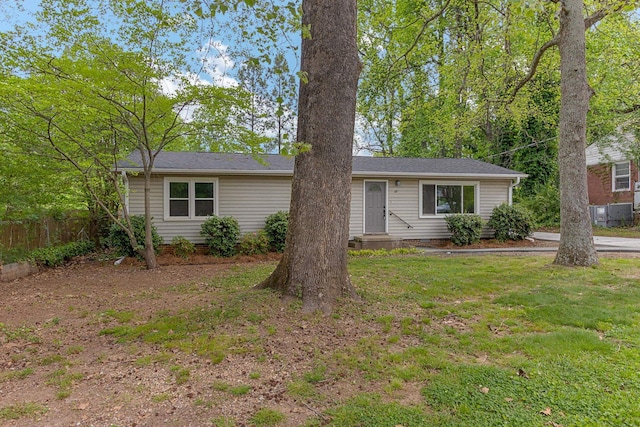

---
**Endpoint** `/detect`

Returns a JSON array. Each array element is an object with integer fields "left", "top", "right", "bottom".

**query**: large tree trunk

[
  {"left": 257, "top": 0, "right": 361, "bottom": 313},
  {"left": 554, "top": 0, "right": 598, "bottom": 266}
]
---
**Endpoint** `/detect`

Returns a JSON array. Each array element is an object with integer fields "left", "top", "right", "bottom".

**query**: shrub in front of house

[
  {"left": 171, "top": 236, "right": 196, "bottom": 259},
  {"left": 107, "top": 215, "right": 163, "bottom": 257},
  {"left": 238, "top": 230, "right": 270, "bottom": 256},
  {"left": 264, "top": 211, "right": 289, "bottom": 253},
  {"left": 445, "top": 214, "right": 483, "bottom": 246},
  {"left": 488, "top": 204, "right": 534, "bottom": 242},
  {"left": 200, "top": 215, "right": 240, "bottom": 257}
]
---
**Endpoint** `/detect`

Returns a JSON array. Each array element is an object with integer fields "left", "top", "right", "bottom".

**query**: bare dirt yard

[{"left": 0, "top": 246, "right": 628, "bottom": 427}]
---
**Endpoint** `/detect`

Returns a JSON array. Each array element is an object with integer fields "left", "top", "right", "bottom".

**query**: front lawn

[{"left": 2, "top": 253, "right": 640, "bottom": 426}]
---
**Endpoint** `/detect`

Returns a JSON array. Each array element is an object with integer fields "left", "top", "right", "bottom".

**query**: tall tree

[
  {"left": 508, "top": 0, "right": 636, "bottom": 266},
  {"left": 257, "top": 0, "right": 361, "bottom": 313},
  {"left": 554, "top": 0, "right": 598, "bottom": 266}
]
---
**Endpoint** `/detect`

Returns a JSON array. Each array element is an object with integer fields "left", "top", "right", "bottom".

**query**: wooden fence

[{"left": 0, "top": 215, "right": 90, "bottom": 251}]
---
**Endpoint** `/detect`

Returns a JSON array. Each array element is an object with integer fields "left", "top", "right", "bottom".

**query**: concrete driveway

[{"left": 533, "top": 232, "right": 640, "bottom": 251}]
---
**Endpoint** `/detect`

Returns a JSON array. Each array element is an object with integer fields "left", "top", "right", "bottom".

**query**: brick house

[{"left": 586, "top": 140, "right": 638, "bottom": 206}]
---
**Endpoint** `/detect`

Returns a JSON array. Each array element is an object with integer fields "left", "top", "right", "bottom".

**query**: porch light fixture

[{"left": 395, "top": 180, "right": 401, "bottom": 186}]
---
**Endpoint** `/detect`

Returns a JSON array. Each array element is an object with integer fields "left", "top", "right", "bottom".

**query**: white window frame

[
  {"left": 418, "top": 180, "right": 480, "bottom": 218},
  {"left": 163, "top": 177, "right": 218, "bottom": 220},
  {"left": 612, "top": 161, "right": 631, "bottom": 192}
]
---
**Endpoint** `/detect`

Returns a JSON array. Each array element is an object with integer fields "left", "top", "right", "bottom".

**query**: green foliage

[
  {"left": 444, "top": 214, "right": 483, "bottom": 246},
  {"left": 0, "top": 246, "right": 30, "bottom": 265},
  {"left": 487, "top": 204, "right": 533, "bottom": 242},
  {"left": 27, "top": 240, "right": 95, "bottom": 267},
  {"left": 171, "top": 236, "right": 196, "bottom": 259},
  {"left": 200, "top": 216, "right": 240, "bottom": 257},
  {"left": 517, "top": 182, "right": 561, "bottom": 226},
  {"left": 107, "top": 215, "right": 162, "bottom": 257},
  {"left": 264, "top": 211, "right": 289, "bottom": 253},
  {"left": 238, "top": 230, "right": 269, "bottom": 256}
]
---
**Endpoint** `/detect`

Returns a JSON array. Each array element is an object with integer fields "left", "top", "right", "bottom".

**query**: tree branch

[
  {"left": 389, "top": 0, "right": 452, "bottom": 70},
  {"left": 507, "top": 35, "right": 559, "bottom": 104}
]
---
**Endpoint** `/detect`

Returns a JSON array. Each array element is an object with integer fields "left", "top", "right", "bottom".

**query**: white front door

[{"left": 365, "top": 181, "right": 387, "bottom": 233}]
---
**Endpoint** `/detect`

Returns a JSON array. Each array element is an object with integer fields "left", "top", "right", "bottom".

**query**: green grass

[
  {"left": 95, "top": 255, "right": 640, "bottom": 426},
  {"left": 45, "top": 368, "right": 83, "bottom": 399},
  {"left": 249, "top": 408, "right": 285, "bottom": 426},
  {"left": 336, "top": 255, "right": 640, "bottom": 425},
  {"left": 0, "top": 402, "right": 47, "bottom": 420},
  {"left": 0, "top": 367, "right": 34, "bottom": 382}
]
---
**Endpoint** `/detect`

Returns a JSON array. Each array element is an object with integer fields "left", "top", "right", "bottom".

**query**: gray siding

[
  {"left": 127, "top": 175, "right": 291, "bottom": 244},
  {"left": 352, "top": 178, "right": 512, "bottom": 240},
  {"left": 128, "top": 174, "right": 513, "bottom": 243}
]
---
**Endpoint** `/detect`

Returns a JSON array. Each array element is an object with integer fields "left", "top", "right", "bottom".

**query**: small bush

[
  {"left": 171, "top": 236, "right": 196, "bottom": 259},
  {"left": 107, "top": 215, "right": 163, "bottom": 257},
  {"left": 27, "top": 240, "right": 95, "bottom": 267},
  {"left": 445, "top": 214, "right": 483, "bottom": 246},
  {"left": 238, "top": 230, "right": 269, "bottom": 256},
  {"left": 200, "top": 216, "right": 240, "bottom": 257},
  {"left": 488, "top": 204, "right": 534, "bottom": 242},
  {"left": 264, "top": 211, "right": 289, "bottom": 253}
]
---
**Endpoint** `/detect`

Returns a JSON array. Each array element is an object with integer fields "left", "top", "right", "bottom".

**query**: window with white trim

[
  {"left": 420, "top": 181, "right": 478, "bottom": 216},
  {"left": 613, "top": 161, "right": 630, "bottom": 191},
  {"left": 164, "top": 178, "right": 217, "bottom": 219}
]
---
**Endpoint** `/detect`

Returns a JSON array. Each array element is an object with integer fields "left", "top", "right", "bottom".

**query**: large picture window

[
  {"left": 420, "top": 181, "right": 477, "bottom": 216},
  {"left": 164, "top": 178, "right": 217, "bottom": 219},
  {"left": 613, "top": 161, "right": 630, "bottom": 191}
]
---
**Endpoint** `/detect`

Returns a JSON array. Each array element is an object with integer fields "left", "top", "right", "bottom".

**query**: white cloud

[{"left": 198, "top": 40, "right": 238, "bottom": 88}]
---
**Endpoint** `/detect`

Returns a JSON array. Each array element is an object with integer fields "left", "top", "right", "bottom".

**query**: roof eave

[{"left": 120, "top": 167, "right": 527, "bottom": 179}]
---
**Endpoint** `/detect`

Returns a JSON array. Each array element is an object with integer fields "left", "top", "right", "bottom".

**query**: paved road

[{"left": 533, "top": 232, "right": 640, "bottom": 250}]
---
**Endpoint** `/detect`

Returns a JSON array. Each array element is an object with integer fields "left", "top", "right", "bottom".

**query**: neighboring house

[
  {"left": 586, "top": 140, "right": 638, "bottom": 206},
  {"left": 119, "top": 152, "right": 526, "bottom": 243}
]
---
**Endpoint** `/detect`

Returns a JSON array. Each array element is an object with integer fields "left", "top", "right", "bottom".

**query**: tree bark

[
  {"left": 257, "top": 0, "right": 361, "bottom": 313},
  {"left": 554, "top": 0, "right": 598, "bottom": 266}
]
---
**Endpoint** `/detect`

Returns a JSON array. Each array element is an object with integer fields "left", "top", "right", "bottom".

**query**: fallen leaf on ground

[
  {"left": 480, "top": 387, "right": 489, "bottom": 394},
  {"left": 540, "top": 407, "right": 552, "bottom": 416}
]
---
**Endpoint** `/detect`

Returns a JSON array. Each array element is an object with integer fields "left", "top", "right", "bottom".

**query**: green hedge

[{"left": 27, "top": 240, "right": 95, "bottom": 267}]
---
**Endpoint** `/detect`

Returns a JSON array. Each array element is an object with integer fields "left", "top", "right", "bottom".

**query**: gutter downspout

[{"left": 509, "top": 177, "right": 521, "bottom": 205}]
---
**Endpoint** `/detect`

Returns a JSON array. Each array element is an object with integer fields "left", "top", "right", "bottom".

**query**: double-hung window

[
  {"left": 613, "top": 161, "right": 630, "bottom": 191},
  {"left": 420, "top": 181, "right": 478, "bottom": 217},
  {"left": 164, "top": 178, "right": 217, "bottom": 219}
]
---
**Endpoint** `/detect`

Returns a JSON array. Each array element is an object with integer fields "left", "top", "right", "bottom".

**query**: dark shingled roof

[{"left": 119, "top": 151, "right": 526, "bottom": 178}]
